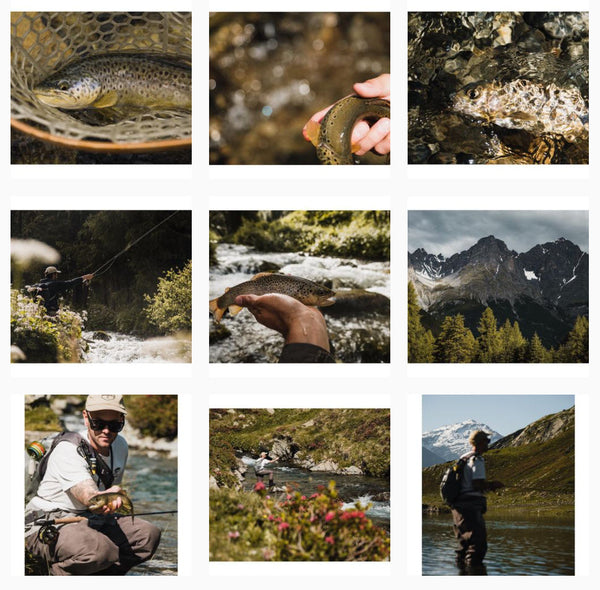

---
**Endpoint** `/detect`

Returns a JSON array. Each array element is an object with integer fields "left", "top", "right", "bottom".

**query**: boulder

[
  {"left": 311, "top": 459, "right": 339, "bottom": 473},
  {"left": 92, "top": 330, "right": 111, "bottom": 341},
  {"left": 340, "top": 466, "right": 363, "bottom": 475},
  {"left": 209, "top": 476, "right": 219, "bottom": 490},
  {"left": 322, "top": 289, "right": 390, "bottom": 316}
]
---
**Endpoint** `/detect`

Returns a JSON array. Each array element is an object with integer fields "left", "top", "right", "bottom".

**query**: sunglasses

[{"left": 88, "top": 415, "right": 125, "bottom": 433}]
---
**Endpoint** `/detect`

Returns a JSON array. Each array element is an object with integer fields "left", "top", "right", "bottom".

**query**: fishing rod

[
  {"left": 91, "top": 210, "right": 181, "bottom": 279},
  {"left": 30, "top": 510, "right": 178, "bottom": 526}
]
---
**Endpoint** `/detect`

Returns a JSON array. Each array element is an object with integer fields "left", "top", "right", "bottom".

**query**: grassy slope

[
  {"left": 210, "top": 409, "right": 390, "bottom": 483},
  {"left": 422, "top": 426, "right": 574, "bottom": 514}
]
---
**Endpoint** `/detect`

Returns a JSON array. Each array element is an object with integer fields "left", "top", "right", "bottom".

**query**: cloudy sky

[{"left": 408, "top": 210, "right": 588, "bottom": 257}]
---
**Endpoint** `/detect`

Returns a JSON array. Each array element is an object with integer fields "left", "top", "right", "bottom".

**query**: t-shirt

[
  {"left": 459, "top": 451, "right": 486, "bottom": 497},
  {"left": 254, "top": 458, "right": 271, "bottom": 472},
  {"left": 27, "top": 430, "right": 128, "bottom": 513}
]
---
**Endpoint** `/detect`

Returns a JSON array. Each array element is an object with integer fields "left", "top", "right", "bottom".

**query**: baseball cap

[
  {"left": 85, "top": 394, "right": 127, "bottom": 415},
  {"left": 44, "top": 266, "right": 61, "bottom": 275},
  {"left": 469, "top": 430, "right": 491, "bottom": 445}
]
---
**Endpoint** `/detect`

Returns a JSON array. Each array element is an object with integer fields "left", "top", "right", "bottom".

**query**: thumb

[
  {"left": 235, "top": 294, "right": 259, "bottom": 307},
  {"left": 353, "top": 74, "right": 390, "bottom": 99}
]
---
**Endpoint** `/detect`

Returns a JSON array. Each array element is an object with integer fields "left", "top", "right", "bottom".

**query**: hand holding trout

[{"left": 303, "top": 74, "right": 390, "bottom": 164}]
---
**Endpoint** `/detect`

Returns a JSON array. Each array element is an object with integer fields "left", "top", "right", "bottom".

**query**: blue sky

[{"left": 422, "top": 395, "right": 575, "bottom": 436}]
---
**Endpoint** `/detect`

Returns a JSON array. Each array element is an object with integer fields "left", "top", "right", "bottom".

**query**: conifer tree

[
  {"left": 407, "top": 282, "right": 435, "bottom": 362},
  {"left": 434, "top": 314, "right": 476, "bottom": 363},
  {"left": 498, "top": 319, "right": 527, "bottom": 362},
  {"left": 527, "top": 332, "right": 549, "bottom": 363},
  {"left": 476, "top": 307, "right": 500, "bottom": 362},
  {"left": 558, "top": 316, "right": 589, "bottom": 363}
]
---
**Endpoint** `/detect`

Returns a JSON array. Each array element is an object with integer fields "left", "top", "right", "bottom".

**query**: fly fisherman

[
  {"left": 254, "top": 452, "right": 280, "bottom": 487},
  {"left": 450, "top": 430, "right": 504, "bottom": 572},
  {"left": 25, "top": 395, "right": 161, "bottom": 575},
  {"left": 29, "top": 266, "right": 95, "bottom": 315}
]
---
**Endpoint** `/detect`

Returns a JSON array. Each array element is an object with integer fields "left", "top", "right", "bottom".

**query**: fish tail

[{"left": 209, "top": 298, "right": 225, "bottom": 323}]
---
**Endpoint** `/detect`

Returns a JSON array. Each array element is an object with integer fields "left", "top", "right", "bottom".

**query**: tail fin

[{"left": 209, "top": 298, "right": 225, "bottom": 323}]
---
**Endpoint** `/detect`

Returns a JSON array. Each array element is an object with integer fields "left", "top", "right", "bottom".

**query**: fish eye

[
  {"left": 467, "top": 87, "right": 480, "bottom": 100},
  {"left": 57, "top": 81, "right": 70, "bottom": 91}
]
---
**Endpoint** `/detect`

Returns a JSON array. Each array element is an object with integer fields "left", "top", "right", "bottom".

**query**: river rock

[
  {"left": 92, "top": 330, "right": 111, "bottom": 341},
  {"left": 122, "top": 423, "right": 178, "bottom": 458},
  {"left": 340, "top": 466, "right": 363, "bottom": 475},
  {"left": 209, "top": 323, "right": 231, "bottom": 344},
  {"left": 311, "top": 459, "right": 339, "bottom": 472},
  {"left": 270, "top": 437, "right": 298, "bottom": 461},
  {"left": 11, "top": 345, "right": 26, "bottom": 362},
  {"left": 322, "top": 289, "right": 390, "bottom": 316}
]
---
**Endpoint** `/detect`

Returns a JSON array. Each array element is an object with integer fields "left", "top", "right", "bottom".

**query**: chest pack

[
  {"left": 439, "top": 452, "right": 476, "bottom": 505},
  {"left": 25, "top": 431, "right": 114, "bottom": 503}
]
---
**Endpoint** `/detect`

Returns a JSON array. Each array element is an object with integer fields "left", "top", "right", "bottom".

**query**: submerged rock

[
  {"left": 324, "top": 289, "right": 390, "bottom": 315},
  {"left": 92, "top": 330, "right": 111, "bottom": 341}
]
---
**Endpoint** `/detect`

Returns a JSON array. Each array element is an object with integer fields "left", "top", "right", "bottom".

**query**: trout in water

[
  {"left": 209, "top": 272, "right": 336, "bottom": 323},
  {"left": 33, "top": 53, "right": 191, "bottom": 110},
  {"left": 305, "top": 95, "right": 391, "bottom": 164},
  {"left": 452, "top": 79, "right": 588, "bottom": 143},
  {"left": 88, "top": 490, "right": 134, "bottom": 516}
]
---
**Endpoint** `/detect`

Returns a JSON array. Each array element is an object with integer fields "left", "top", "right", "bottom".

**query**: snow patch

[{"left": 523, "top": 269, "right": 538, "bottom": 281}]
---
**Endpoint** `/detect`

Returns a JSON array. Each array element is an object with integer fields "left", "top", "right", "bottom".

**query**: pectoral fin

[
  {"left": 93, "top": 90, "right": 119, "bottom": 109},
  {"left": 228, "top": 304, "right": 243, "bottom": 316},
  {"left": 305, "top": 119, "right": 321, "bottom": 147}
]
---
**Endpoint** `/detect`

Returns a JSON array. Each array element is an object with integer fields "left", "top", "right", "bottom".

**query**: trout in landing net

[
  {"left": 88, "top": 490, "right": 134, "bottom": 516},
  {"left": 209, "top": 272, "right": 336, "bottom": 323},
  {"left": 33, "top": 53, "right": 191, "bottom": 110}
]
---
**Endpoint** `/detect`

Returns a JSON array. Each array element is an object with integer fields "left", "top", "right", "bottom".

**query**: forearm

[
  {"left": 285, "top": 310, "right": 330, "bottom": 351},
  {"left": 68, "top": 478, "right": 100, "bottom": 506}
]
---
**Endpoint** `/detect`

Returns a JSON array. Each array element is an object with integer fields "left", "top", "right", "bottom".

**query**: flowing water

[
  {"left": 240, "top": 455, "right": 390, "bottom": 532},
  {"left": 82, "top": 331, "right": 191, "bottom": 363},
  {"left": 209, "top": 244, "right": 390, "bottom": 363},
  {"left": 422, "top": 512, "right": 574, "bottom": 575}
]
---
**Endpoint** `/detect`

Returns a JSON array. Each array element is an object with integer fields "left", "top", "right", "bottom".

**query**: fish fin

[
  {"left": 228, "top": 304, "right": 243, "bottom": 317},
  {"left": 305, "top": 119, "right": 321, "bottom": 147},
  {"left": 507, "top": 111, "right": 536, "bottom": 121},
  {"left": 209, "top": 298, "right": 225, "bottom": 323},
  {"left": 250, "top": 272, "right": 276, "bottom": 280},
  {"left": 93, "top": 91, "right": 119, "bottom": 109}
]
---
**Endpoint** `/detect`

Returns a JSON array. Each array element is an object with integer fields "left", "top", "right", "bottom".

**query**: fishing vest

[{"left": 26, "top": 432, "right": 114, "bottom": 503}]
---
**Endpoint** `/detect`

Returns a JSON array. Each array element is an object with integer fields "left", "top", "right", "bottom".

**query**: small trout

[
  {"left": 452, "top": 79, "right": 588, "bottom": 143},
  {"left": 209, "top": 272, "right": 336, "bottom": 323},
  {"left": 306, "top": 95, "right": 391, "bottom": 164},
  {"left": 33, "top": 53, "right": 191, "bottom": 110},
  {"left": 88, "top": 490, "right": 134, "bottom": 516}
]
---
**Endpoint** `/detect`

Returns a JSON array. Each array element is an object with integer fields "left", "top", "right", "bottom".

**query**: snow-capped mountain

[
  {"left": 422, "top": 419, "right": 503, "bottom": 463},
  {"left": 408, "top": 236, "right": 588, "bottom": 346}
]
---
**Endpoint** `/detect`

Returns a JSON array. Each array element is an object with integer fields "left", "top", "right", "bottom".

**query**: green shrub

[
  {"left": 210, "top": 482, "right": 389, "bottom": 561},
  {"left": 124, "top": 395, "right": 178, "bottom": 440},
  {"left": 144, "top": 261, "right": 191, "bottom": 333},
  {"left": 11, "top": 289, "right": 85, "bottom": 363}
]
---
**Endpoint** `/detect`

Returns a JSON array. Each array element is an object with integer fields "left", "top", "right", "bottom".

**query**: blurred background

[{"left": 209, "top": 12, "right": 390, "bottom": 164}]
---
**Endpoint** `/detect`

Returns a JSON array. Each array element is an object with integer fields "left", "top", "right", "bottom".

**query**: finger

[
  {"left": 354, "top": 118, "right": 390, "bottom": 156},
  {"left": 234, "top": 294, "right": 259, "bottom": 308},
  {"left": 353, "top": 74, "right": 391, "bottom": 99},
  {"left": 373, "top": 135, "right": 391, "bottom": 156},
  {"left": 350, "top": 120, "right": 370, "bottom": 145},
  {"left": 302, "top": 105, "right": 333, "bottom": 141}
]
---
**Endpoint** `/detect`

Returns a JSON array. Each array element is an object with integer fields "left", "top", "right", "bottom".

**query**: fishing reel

[{"left": 37, "top": 523, "right": 59, "bottom": 545}]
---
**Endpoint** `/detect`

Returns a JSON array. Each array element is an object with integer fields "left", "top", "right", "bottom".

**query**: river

[
  {"left": 422, "top": 512, "right": 574, "bottom": 575},
  {"left": 240, "top": 455, "right": 390, "bottom": 532},
  {"left": 82, "top": 331, "right": 191, "bottom": 363},
  {"left": 209, "top": 244, "right": 390, "bottom": 363}
]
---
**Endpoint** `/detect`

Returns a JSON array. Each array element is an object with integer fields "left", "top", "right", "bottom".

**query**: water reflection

[{"left": 423, "top": 512, "right": 574, "bottom": 575}]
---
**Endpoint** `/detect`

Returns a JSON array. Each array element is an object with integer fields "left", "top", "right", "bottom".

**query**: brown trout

[
  {"left": 209, "top": 272, "right": 336, "bottom": 323},
  {"left": 306, "top": 95, "right": 390, "bottom": 164},
  {"left": 33, "top": 53, "right": 191, "bottom": 110},
  {"left": 452, "top": 79, "right": 588, "bottom": 143},
  {"left": 88, "top": 490, "right": 134, "bottom": 516}
]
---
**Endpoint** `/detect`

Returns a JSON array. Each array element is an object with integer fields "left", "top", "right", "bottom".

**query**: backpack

[
  {"left": 25, "top": 431, "right": 114, "bottom": 504},
  {"left": 439, "top": 452, "right": 475, "bottom": 505}
]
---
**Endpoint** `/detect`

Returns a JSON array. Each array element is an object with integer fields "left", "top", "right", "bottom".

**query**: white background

[{"left": 4, "top": 0, "right": 597, "bottom": 587}]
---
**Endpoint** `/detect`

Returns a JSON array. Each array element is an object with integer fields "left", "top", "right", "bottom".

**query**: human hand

[
  {"left": 303, "top": 73, "right": 390, "bottom": 156},
  {"left": 90, "top": 485, "right": 123, "bottom": 514},
  {"left": 234, "top": 293, "right": 330, "bottom": 352},
  {"left": 82, "top": 274, "right": 94, "bottom": 281}
]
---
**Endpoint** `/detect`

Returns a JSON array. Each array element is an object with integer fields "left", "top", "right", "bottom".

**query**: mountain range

[
  {"left": 408, "top": 235, "right": 588, "bottom": 346},
  {"left": 422, "top": 406, "right": 575, "bottom": 511},
  {"left": 422, "top": 418, "right": 502, "bottom": 466}
]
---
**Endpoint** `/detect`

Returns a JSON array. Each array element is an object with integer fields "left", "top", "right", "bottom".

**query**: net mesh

[{"left": 11, "top": 12, "right": 191, "bottom": 146}]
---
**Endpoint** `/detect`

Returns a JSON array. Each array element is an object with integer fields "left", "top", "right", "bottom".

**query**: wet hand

[
  {"left": 303, "top": 73, "right": 390, "bottom": 156},
  {"left": 82, "top": 273, "right": 94, "bottom": 281},
  {"left": 90, "top": 486, "right": 122, "bottom": 514},
  {"left": 234, "top": 293, "right": 330, "bottom": 351}
]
